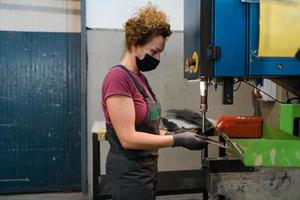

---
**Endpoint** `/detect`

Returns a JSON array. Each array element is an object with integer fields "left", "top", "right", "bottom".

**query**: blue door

[{"left": 0, "top": 31, "right": 81, "bottom": 193}]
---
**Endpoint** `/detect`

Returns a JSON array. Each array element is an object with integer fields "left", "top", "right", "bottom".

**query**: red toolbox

[{"left": 216, "top": 116, "right": 263, "bottom": 138}]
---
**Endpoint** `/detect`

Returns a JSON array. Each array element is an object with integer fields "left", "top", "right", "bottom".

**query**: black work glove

[{"left": 172, "top": 132, "right": 206, "bottom": 150}]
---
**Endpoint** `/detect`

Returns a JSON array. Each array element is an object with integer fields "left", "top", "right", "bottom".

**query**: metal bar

[
  {"left": 197, "top": 134, "right": 227, "bottom": 148},
  {"left": 219, "top": 136, "right": 226, "bottom": 156},
  {"left": 222, "top": 78, "right": 233, "bottom": 105},
  {"left": 203, "top": 190, "right": 209, "bottom": 200},
  {"left": 199, "top": 79, "right": 208, "bottom": 163},
  {"left": 80, "top": 0, "right": 88, "bottom": 193},
  {"left": 93, "top": 134, "right": 100, "bottom": 200}
]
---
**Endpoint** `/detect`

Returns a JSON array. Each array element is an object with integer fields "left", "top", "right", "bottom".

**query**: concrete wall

[
  {"left": 86, "top": 29, "right": 255, "bottom": 197},
  {"left": 259, "top": 86, "right": 293, "bottom": 128}
]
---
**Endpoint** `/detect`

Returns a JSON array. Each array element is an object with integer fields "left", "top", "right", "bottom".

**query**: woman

[{"left": 101, "top": 4, "right": 205, "bottom": 200}]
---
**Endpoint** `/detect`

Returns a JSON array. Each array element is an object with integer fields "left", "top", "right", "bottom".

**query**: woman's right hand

[{"left": 172, "top": 132, "right": 206, "bottom": 150}]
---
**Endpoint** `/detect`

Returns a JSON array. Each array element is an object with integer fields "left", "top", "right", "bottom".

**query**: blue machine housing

[
  {"left": 248, "top": 4, "right": 300, "bottom": 76},
  {"left": 184, "top": 0, "right": 300, "bottom": 79}
]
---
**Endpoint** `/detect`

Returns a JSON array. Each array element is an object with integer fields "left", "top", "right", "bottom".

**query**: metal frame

[{"left": 184, "top": 0, "right": 213, "bottom": 79}]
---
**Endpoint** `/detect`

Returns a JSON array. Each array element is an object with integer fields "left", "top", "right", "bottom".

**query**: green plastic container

[{"left": 224, "top": 124, "right": 300, "bottom": 168}]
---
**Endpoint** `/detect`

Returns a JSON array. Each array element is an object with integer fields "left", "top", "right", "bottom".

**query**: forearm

[{"left": 121, "top": 131, "right": 174, "bottom": 150}]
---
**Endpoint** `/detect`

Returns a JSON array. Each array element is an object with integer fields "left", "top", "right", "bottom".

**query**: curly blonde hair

[{"left": 124, "top": 4, "right": 172, "bottom": 52}]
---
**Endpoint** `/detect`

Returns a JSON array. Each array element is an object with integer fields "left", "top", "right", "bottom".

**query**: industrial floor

[{"left": 0, "top": 192, "right": 203, "bottom": 200}]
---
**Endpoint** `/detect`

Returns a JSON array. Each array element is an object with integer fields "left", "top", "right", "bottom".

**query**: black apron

[{"left": 106, "top": 65, "right": 161, "bottom": 200}]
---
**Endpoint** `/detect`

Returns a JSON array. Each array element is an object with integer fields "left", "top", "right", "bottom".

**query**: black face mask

[{"left": 136, "top": 53, "right": 160, "bottom": 72}]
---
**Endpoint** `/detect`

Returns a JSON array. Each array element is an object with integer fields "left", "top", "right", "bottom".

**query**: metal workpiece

[
  {"left": 199, "top": 79, "right": 208, "bottom": 163},
  {"left": 207, "top": 168, "right": 300, "bottom": 200}
]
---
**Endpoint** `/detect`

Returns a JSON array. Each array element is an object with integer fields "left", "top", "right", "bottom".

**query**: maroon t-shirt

[{"left": 101, "top": 66, "right": 155, "bottom": 126}]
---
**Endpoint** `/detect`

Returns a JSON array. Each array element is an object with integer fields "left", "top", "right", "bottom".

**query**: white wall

[
  {"left": 0, "top": 0, "right": 80, "bottom": 32},
  {"left": 86, "top": 0, "right": 184, "bottom": 30}
]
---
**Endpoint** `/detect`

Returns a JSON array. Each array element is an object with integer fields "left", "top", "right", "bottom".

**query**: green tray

[{"left": 223, "top": 124, "right": 300, "bottom": 168}]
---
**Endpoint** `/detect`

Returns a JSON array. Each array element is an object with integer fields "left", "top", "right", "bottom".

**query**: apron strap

[
  {"left": 117, "top": 65, "right": 150, "bottom": 99},
  {"left": 140, "top": 74, "right": 157, "bottom": 101}
]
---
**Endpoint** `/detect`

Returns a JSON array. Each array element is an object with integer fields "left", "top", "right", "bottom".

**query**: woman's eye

[{"left": 151, "top": 50, "right": 158, "bottom": 55}]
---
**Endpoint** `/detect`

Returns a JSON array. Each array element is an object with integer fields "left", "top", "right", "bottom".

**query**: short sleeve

[{"left": 102, "top": 68, "right": 134, "bottom": 102}]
